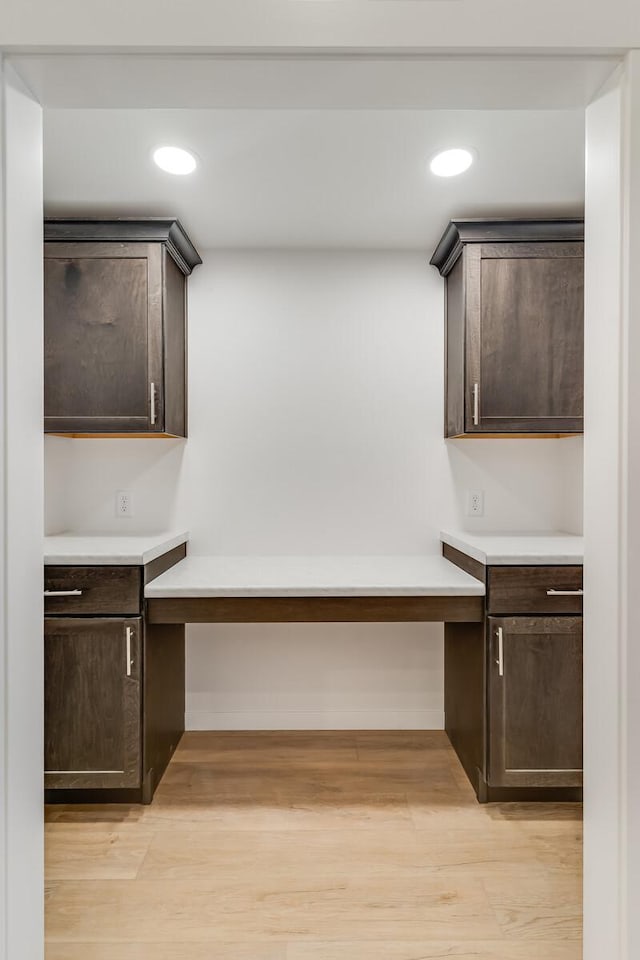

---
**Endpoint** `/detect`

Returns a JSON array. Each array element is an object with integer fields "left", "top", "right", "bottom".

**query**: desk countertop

[
  {"left": 44, "top": 531, "right": 189, "bottom": 566},
  {"left": 144, "top": 554, "right": 486, "bottom": 599},
  {"left": 440, "top": 530, "right": 584, "bottom": 566}
]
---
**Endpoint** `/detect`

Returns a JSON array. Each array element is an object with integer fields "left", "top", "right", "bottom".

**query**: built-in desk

[
  {"left": 45, "top": 541, "right": 582, "bottom": 805},
  {"left": 144, "top": 554, "right": 486, "bottom": 623},
  {"left": 145, "top": 550, "right": 583, "bottom": 806}
]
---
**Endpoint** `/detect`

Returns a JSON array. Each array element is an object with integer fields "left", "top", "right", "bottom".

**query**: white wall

[
  {"left": 0, "top": 63, "right": 44, "bottom": 960},
  {"left": 45, "top": 250, "right": 583, "bottom": 729}
]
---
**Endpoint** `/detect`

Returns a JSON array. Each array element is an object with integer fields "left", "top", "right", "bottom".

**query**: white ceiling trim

[{"left": 0, "top": 0, "right": 637, "bottom": 52}]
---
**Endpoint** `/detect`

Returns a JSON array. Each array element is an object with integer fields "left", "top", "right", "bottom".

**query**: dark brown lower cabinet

[
  {"left": 44, "top": 548, "right": 187, "bottom": 804},
  {"left": 487, "top": 615, "right": 583, "bottom": 789},
  {"left": 443, "top": 549, "right": 583, "bottom": 803},
  {"left": 44, "top": 617, "right": 142, "bottom": 790}
]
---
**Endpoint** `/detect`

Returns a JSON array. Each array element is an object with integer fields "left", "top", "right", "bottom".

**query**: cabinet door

[
  {"left": 466, "top": 242, "right": 584, "bottom": 434},
  {"left": 487, "top": 615, "right": 582, "bottom": 788},
  {"left": 44, "top": 617, "right": 142, "bottom": 789},
  {"left": 44, "top": 242, "right": 164, "bottom": 434}
]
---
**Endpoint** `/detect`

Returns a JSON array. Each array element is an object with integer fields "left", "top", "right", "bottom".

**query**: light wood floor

[{"left": 45, "top": 731, "right": 583, "bottom": 959}]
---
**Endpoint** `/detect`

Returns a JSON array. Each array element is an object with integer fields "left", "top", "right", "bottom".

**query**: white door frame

[
  {"left": 2, "top": 45, "right": 640, "bottom": 960},
  {"left": 582, "top": 52, "right": 640, "bottom": 959},
  {"left": 0, "top": 59, "right": 44, "bottom": 960}
]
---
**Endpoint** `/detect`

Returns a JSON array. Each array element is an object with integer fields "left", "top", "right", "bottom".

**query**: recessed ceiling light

[
  {"left": 153, "top": 146, "right": 197, "bottom": 176},
  {"left": 430, "top": 148, "right": 474, "bottom": 178}
]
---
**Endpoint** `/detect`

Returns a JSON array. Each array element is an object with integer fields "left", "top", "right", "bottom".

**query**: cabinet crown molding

[
  {"left": 430, "top": 217, "right": 584, "bottom": 277},
  {"left": 44, "top": 217, "right": 202, "bottom": 275}
]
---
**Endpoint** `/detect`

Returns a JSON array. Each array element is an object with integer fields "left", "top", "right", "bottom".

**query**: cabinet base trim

[
  {"left": 447, "top": 433, "right": 581, "bottom": 440},
  {"left": 186, "top": 708, "right": 445, "bottom": 731},
  {"left": 45, "top": 788, "right": 145, "bottom": 804},
  {"left": 48, "top": 433, "right": 185, "bottom": 439},
  {"left": 477, "top": 778, "right": 583, "bottom": 804}
]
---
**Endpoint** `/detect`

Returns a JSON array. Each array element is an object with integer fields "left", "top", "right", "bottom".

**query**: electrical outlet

[
  {"left": 116, "top": 491, "right": 134, "bottom": 518},
  {"left": 466, "top": 490, "right": 484, "bottom": 517}
]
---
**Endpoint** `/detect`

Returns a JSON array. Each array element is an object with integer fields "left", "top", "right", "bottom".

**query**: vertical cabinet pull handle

[
  {"left": 495, "top": 626, "right": 504, "bottom": 677},
  {"left": 125, "top": 626, "right": 134, "bottom": 677},
  {"left": 472, "top": 382, "right": 479, "bottom": 426},
  {"left": 150, "top": 382, "right": 156, "bottom": 425}
]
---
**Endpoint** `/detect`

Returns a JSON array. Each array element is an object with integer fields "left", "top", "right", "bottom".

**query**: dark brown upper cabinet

[
  {"left": 44, "top": 218, "right": 202, "bottom": 437},
  {"left": 430, "top": 219, "right": 584, "bottom": 438}
]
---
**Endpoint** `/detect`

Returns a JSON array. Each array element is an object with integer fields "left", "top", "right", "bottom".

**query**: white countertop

[
  {"left": 144, "top": 554, "right": 486, "bottom": 598},
  {"left": 440, "top": 530, "right": 584, "bottom": 566},
  {"left": 44, "top": 531, "right": 189, "bottom": 565}
]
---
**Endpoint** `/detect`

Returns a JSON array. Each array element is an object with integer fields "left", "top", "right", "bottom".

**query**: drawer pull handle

[
  {"left": 44, "top": 589, "right": 83, "bottom": 597},
  {"left": 150, "top": 381, "right": 156, "bottom": 426},
  {"left": 546, "top": 589, "right": 584, "bottom": 596},
  {"left": 495, "top": 626, "right": 504, "bottom": 677},
  {"left": 126, "top": 626, "right": 134, "bottom": 677}
]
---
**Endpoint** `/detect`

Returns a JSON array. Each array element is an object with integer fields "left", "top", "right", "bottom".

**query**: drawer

[
  {"left": 487, "top": 566, "right": 583, "bottom": 615},
  {"left": 44, "top": 566, "right": 141, "bottom": 615}
]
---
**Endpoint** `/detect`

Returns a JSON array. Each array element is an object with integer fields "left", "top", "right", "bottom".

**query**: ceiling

[
  {"left": 15, "top": 55, "right": 616, "bottom": 110},
  {"left": 44, "top": 107, "right": 585, "bottom": 250}
]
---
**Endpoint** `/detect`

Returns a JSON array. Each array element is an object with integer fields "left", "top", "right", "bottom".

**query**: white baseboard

[{"left": 185, "top": 708, "right": 444, "bottom": 731}]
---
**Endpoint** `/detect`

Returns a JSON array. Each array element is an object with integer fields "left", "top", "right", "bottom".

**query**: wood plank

[
  {"left": 45, "top": 943, "right": 286, "bottom": 960},
  {"left": 483, "top": 874, "right": 582, "bottom": 940},
  {"left": 46, "top": 793, "right": 415, "bottom": 833},
  {"left": 172, "top": 731, "right": 359, "bottom": 764},
  {"left": 146, "top": 594, "right": 485, "bottom": 624},
  {"left": 152, "top": 758, "right": 457, "bottom": 801},
  {"left": 45, "top": 875, "right": 504, "bottom": 942},
  {"left": 288, "top": 943, "right": 582, "bottom": 960},
  {"left": 157, "top": 731, "right": 456, "bottom": 795},
  {"left": 45, "top": 824, "right": 154, "bottom": 880},
  {"left": 136, "top": 825, "right": 577, "bottom": 882}
]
